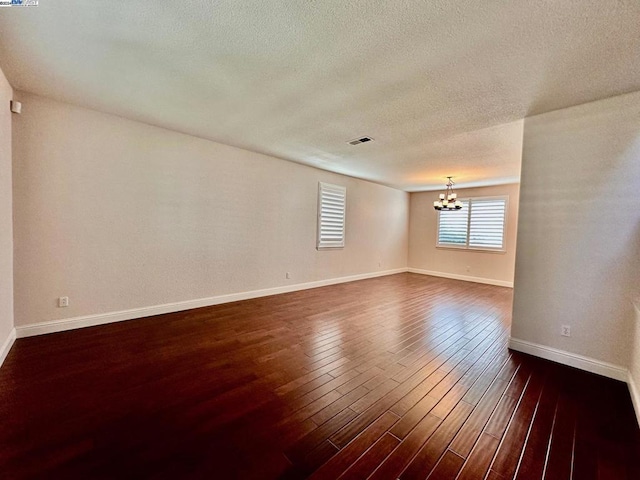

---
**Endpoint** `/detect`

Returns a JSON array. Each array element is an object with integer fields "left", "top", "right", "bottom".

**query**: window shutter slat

[{"left": 318, "top": 182, "right": 346, "bottom": 248}]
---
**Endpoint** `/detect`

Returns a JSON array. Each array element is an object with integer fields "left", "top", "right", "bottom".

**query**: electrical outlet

[
  {"left": 286, "top": 272, "right": 291, "bottom": 279},
  {"left": 378, "top": 261, "right": 382, "bottom": 267},
  {"left": 561, "top": 325, "right": 571, "bottom": 337},
  {"left": 466, "top": 265, "right": 471, "bottom": 272},
  {"left": 58, "top": 296, "right": 69, "bottom": 308}
]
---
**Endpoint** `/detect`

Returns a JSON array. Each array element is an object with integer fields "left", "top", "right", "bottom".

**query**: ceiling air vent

[{"left": 348, "top": 136, "right": 374, "bottom": 145}]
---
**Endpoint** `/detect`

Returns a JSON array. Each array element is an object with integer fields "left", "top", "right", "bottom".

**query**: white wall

[
  {"left": 408, "top": 183, "right": 520, "bottom": 286},
  {"left": 0, "top": 65, "right": 14, "bottom": 363},
  {"left": 12, "top": 92, "right": 409, "bottom": 328},
  {"left": 511, "top": 91, "right": 640, "bottom": 371}
]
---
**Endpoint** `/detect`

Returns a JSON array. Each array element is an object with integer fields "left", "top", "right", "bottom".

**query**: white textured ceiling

[{"left": 0, "top": 1, "right": 639, "bottom": 191}]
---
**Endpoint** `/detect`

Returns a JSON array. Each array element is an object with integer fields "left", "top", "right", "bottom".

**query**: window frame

[
  {"left": 317, "top": 182, "right": 346, "bottom": 250},
  {"left": 436, "top": 195, "right": 508, "bottom": 253}
]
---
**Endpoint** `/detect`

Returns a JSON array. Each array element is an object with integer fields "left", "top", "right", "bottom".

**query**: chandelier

[{"left": 433, "top": 177, "right": 463, "bottom": 211}]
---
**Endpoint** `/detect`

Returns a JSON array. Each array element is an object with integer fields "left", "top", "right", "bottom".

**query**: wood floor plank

[
  {"left": 390, "top": 369, "right": 447, "bottom": 417},
  {"left": 368, "top": 413, "right": 442, "bottom": 480},
  {"left": 337, "top": 433, "right": 399, "bottom": 480},
  {"left": 489, "top": 360, "right": 546, "bottom": 478},
  {"left": 308, "top": 411, "right": 399, "bottom": 480},
  {"left": 286, "top": 408, "right": 358, "bottom": 465},
  {"left": 426, "top": 450, "right": 465, "bottom": 480},
  {"left": 310, "top": 386, "right": 369, "bottom": 426},
  {"left": 391, "top": 394, "right": 439, "bottom": 439},
  {"left": 280, "top": 440, "right": 339, "bottom": 480},
  {"left": 457, "top": 433, "right": 502, "bottom": 480},
  {"left": 399, "top": 400, "right": 474, "bottom": 479},
  {"left": 449, "top": 376, "right": 511, "bottom": 458},
  {"left": 541, "top": 388, "right": 575, "bottom": 480},
  {"left": 514, "top": 372, "right": 560, "bottom": 479}
]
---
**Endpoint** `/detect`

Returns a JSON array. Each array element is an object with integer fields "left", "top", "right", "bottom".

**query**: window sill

[{"left": 436, "top": 245, "right": 507, "bottom": 254}]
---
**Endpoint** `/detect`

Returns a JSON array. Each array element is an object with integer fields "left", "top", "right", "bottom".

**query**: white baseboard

[
  {"left": 627, "top": 372, "right": 640, "bottom": 427},
  {"left": 408, "top": 267, "right": 513, "bottom": 288},
  {"left": 15, "top": 268, "right": 408, "bottom": 338},
  {"left": 508, "top": 337, "right": 628, "bottom": 382},
  {"left": 0, "top": 328, "right": 16, "bottom": 368}
]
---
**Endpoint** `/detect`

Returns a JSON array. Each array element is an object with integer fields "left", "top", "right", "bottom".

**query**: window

[
  {"left": 317, "top": 182, "right": 346, "bottom": 249},
  {"left": 437, "top": 196, "right": 507, "bottom": 251},
  {"left": 437, "top": 200, "right": 470, "bottom": 246}
]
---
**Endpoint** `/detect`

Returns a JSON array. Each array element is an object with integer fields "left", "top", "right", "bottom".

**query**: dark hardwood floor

[{"left": 0, "top": 273, "right": 638, "bottom": 479}]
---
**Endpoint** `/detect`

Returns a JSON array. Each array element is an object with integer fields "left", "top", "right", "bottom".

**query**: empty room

[{"left": 0, "top": 1, "right": 639, "bottom": 479}]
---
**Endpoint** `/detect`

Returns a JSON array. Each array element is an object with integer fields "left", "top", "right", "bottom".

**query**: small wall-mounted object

[
  {"left": 10, "top": 100, "right": 22, "bottom": 114},
  {"left": 348, "top": 136, "right": 373, "bottom": 145}
]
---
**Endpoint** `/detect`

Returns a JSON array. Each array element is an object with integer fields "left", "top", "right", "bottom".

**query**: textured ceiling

[{"left": 0, "top": 1, "right": 638, "bottom": 191}]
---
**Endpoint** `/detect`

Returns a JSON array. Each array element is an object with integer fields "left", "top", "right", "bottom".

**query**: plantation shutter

[
  {"left": 317, "top": 182, "right": 346, "bottom": 249},
  {"left": 468, "top": 198, "right": 507, "bottom": 249},
  {"left": 437, "top": 200, "right": 469, "bottom": 246}
]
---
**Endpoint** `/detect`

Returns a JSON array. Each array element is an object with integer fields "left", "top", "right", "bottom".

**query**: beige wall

[
  {"left": 12, "top": 92, "right": 409, "bottom": 327},
  {"left": 408, "top": 183, "right": 520, "bottom": 285},
  {"left": 512, "top": 90, "right": 640, "bottom": 368},
  {"left": 0, "top": 66, "right": 13, "bottom": 352}
]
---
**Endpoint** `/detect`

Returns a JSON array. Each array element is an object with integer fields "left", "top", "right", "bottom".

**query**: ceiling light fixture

[{"left": 433, "top": 176, "right": 463, "bottom": 211}]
